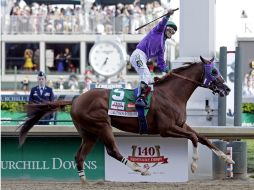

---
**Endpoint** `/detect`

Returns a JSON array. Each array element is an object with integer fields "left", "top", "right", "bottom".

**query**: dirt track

[{"left": 2, "top": 179, "right": 254, "bottom": 190}]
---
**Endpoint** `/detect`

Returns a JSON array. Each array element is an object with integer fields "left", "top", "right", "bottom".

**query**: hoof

[
  {"left": 192, "top": 155, "right": 199, "bottom": 161},
  {"left": 141, "top": 169, "right": 151, "bottom": 176},
  {"left": 80, "top": 176, "right": 88, "bottom": 184},
  {"left": 222, "top": 154, "right": 235, "bottom": 164},
  {"left": 191, "top": 162, "right": 198, "bottom": 173},
  {"left": 133, "top": 166, "right": 142, "bottom": 173},
  {"left": 226, "top": 158, "right": 235, "bottom": 164},
  {"left": 94, "top": 180, "right": 105, "bottom": 185},
  {"left": 133, "top": 164, "right": 142, "bottom": 173}
]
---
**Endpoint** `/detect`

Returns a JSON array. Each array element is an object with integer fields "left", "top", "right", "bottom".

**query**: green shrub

[
  {"left": 243, "top": 140, "right": 254, "bottom": 174},
  {"left": 0, "top": 102, "right": 71, "bottom": 113},
  {"left": 1, "top": 102, "right": 26, "bottom": 112},
  {"left": 242, "top": 103, "right": 254, "bottom": 113},
  {"left": 62, "top": 105, "right": 71, "bottom": 113}
]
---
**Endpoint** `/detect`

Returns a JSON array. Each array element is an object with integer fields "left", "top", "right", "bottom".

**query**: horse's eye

[{"left": 211, "top": 69, "right": 218, "bottom": 76}]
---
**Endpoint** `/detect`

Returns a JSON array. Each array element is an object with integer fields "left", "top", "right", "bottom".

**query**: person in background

[
  {"left": 21, "top": 76, "right": 30, "bottom": 91},
  {"left": 68, "top": 74, "right": 79, "bottom": 90},
  {"left": 83, "top": 72, "right": 93, "bottom": 93},
  {"left": 55, "top": 52, "right": 65, "bottom": 72},
  {"left": 33, "top": 48, "right": 40, "bottom": 71},
  {"left": 56, "top": 76, "right": 65, "bottom": 90},
  {"left": 29, "top": 71, "right": 54, "bottom": 125},
  {"left": 23, "top": 49, "right": 34, "bottom": 70},
  {"left": 64, "top": 48, "right": 74, "bottom": 72}
]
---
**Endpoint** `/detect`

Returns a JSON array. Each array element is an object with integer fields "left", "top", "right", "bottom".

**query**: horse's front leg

[
  {"left": 158, "top": 120, "right": 199, "bottom": 173},
  {"left": 180, "top": 123, "right": 199, "bottom": 173},
  {"left": 190, "top": 142, "right": 199, "bottom": 173}
]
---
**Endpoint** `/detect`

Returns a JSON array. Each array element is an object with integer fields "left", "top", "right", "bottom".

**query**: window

[
  {"left": 45, "top": 43, "right": 80, "bottom": 74},
  {"left": 5, "top": 43, "right": 40, "bottom": 74}
]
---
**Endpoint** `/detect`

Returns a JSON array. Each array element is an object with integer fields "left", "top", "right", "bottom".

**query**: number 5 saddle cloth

[{"left": 108, "top": 88, "right": 153, "bottom": 118}]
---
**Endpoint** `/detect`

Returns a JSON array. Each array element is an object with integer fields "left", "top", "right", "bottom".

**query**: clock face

[{"left": 89, "top": 41, "right": 125, "bottom": 77}]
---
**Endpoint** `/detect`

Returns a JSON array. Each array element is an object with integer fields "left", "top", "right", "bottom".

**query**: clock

[{"left": 89, "top": 41, "right": 126, "bottom": 77}]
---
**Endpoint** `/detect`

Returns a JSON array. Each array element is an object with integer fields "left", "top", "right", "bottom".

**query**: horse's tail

[{"left": 18, "top": 100, "right": 72, "bottom": 146}]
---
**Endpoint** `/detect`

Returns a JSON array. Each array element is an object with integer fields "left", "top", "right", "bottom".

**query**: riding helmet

[{"left": 166, "top": 21, "right": 177, "bottom": 32}]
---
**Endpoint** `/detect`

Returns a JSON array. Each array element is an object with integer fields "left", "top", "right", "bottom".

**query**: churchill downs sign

[{"left": 1, "top": 137, "right": 105, "bottom": 180}]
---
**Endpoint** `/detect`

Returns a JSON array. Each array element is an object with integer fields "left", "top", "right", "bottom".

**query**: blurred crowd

[
  {"left": 3, "top": 0, "right": 169, "bottom": 34},
  {"left": 243, "top": 72, "right": 254, "bottom": 96}
]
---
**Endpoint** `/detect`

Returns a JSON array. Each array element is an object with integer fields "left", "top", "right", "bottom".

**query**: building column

[
  {"left": 80, "top": 41, "right": 86, "bottom": 76},
  {"left": 1, "top": 42, "right": 5, "bottom": 76},
  {"left": 175, "top": 0, "right": 216, "bottom": 65},
  {"left": 172, "top": 0, "right": 218, "bottom": 127},
  {"left": 40, "top": 41, "right": 45, "bottom": 72}
]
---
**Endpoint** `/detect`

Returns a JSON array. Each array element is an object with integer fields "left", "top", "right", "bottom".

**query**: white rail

[{"left": 2, "top": 126, "right": 254, "bottom": 139}]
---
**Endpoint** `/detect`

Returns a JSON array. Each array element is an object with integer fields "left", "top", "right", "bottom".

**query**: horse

[{"left": 19, "top": 56, "right": 234, "bottom": 183}]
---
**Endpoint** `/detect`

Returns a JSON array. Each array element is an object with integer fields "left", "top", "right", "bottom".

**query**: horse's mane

[{"left": 154, "top": 62, "right": 199, "bottom": 86}]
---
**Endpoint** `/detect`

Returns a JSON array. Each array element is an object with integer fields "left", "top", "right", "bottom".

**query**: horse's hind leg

[
  {"left": 75, "top": 131, "right": 98, "bottom": 184},
  {"left": 100, "top": 126, "right": 150, "bottom": 175},
  {"left": 184, "top": 124, "right": 235, "bottom": 164}
]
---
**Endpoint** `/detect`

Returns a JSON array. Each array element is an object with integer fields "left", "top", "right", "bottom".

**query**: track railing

[{"left": 2, "top": 125, "right": 254, "bottom": 139}]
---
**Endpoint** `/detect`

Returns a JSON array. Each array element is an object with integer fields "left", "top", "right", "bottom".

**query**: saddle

[{"left": 108, "top": 87, "right": 153, "bottom": 134}]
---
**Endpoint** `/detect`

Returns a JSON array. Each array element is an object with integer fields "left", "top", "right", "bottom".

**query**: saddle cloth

[{"left": 108, "top": 88, "right": 152, "bottom": 117}]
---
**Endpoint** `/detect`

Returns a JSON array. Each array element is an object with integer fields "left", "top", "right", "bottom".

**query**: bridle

[
  {"left": 152, "top": 62, "right": 229, "bottom": 96},
  {"left": 166, "top": 64, "right": 229, "bottom": 97},
  {"left": 151, "top": 57, "right": 230, "bottom": 97}
]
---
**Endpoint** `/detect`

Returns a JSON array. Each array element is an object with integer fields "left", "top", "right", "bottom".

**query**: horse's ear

[
  {"left": 200, "top": 56, "right": 205, "bottom": 63},
  {"left": 210, "top": 56, "right": 215, "bottom": 63}
]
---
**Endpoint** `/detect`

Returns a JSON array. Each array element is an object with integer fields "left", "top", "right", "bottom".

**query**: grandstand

[{"left": 1, "top": 0, "right": 176, "bottom": 90}]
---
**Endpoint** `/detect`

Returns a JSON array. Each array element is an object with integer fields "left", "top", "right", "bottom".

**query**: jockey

[{"left": 130, "top": 9, "right": 177, "bottom": 107}]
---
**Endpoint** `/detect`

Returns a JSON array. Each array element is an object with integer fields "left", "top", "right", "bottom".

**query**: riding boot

[{"left": 135, "top": 81, "right": 149, "bottom": 107}]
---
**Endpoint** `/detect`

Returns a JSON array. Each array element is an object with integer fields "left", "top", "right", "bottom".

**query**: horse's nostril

[{"left": 224, "top": 85, "right": 231, "bottom": 92}]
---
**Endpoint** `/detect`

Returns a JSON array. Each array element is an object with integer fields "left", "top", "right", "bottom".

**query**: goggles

[{"left": 166, "top": 27, "right": 176, "bottom": 35}]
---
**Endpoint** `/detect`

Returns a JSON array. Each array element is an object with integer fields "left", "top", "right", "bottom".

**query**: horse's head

[{"left": 200, "top": 56, "right": 230, "bottom": 97}]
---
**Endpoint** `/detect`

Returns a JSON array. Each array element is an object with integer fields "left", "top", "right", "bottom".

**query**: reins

[
  {"left": 151, "top": 64, "right": 207, "bottom": 88},
  {"left": 169, "top": 72, "right": 204, "bottom": 87}
]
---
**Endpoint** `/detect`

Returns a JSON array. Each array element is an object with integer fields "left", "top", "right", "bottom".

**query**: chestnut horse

[{"left": 19, "top": 56, "right": 234, "bottom": 183}]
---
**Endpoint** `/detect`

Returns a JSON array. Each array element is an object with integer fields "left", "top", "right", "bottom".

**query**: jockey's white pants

[{"left": 130, "top": 49, "right": 153, "bottom": 85}]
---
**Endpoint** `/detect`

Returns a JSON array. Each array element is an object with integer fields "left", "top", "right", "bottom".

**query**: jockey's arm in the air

[
  {"left": 153, "top": 9, "right": 174, "bottom": 32},
  {"left": 153, "top": 17, "right": 169, "bottom": 32},
  {"left": 153, "top": 9, "right": 174, "bottom": 73}
]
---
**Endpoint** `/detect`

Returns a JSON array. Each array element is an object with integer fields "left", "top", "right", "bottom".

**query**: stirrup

[{"left": 135, "top": 97, "right": 148, "bottom": 108}]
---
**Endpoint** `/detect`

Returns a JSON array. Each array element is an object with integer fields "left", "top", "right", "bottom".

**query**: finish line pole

[
  {"left": 234, "top": 46, "right": 243, "bottom": 126},
  {"left": 218, "top": 46, "right": 227, "bottom": 126}
]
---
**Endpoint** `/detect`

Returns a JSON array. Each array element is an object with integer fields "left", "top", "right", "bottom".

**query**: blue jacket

[
  {"left": 29, "top": 86, "right": 54, "bottom": 103},
  {"left": 136, "top": 17, "right": 169, "bottom": 72}
]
